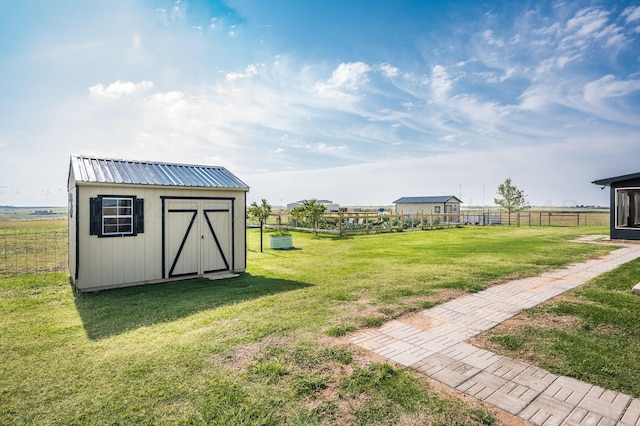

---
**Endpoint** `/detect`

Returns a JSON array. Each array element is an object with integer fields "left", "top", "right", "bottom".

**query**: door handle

[{"left": 201, "top": 235, "right": 204, "bottom": 239}]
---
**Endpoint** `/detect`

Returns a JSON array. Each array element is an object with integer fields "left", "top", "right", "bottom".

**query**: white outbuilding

[
  {"left": 67, "top": 155, "right": 249, "bottom": 292},
  {"left": 393, "top": 196, "right": 462, "bottom": 215}
]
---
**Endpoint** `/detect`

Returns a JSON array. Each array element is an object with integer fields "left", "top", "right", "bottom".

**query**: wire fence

[
  {"left": 463, "top": 210, "right": 609, "bottom": 227},
  {"left": 0, "top": 228, "right": 68, "bottom": 277}
]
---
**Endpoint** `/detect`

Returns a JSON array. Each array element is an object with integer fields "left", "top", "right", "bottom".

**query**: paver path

[{"left": 348, "top": 242, "right": 640, "bottom": 425}]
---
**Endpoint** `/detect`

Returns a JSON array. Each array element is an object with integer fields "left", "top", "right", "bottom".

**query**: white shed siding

[
  {"left": 73, "top": 184, "right": 247, "bottom": 291},
  {"left": 67, "top": 187, "right": 77, "bottom": 281},
  {"left": 78, "top": 185, "right": 154, "bottom": 289}
]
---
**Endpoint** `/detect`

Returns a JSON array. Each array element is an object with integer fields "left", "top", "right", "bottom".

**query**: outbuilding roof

[
  {"left": 592, "top": 172, "right": 640, "bottom": 187},
  {"left": 292, "top": 200, "right": 334, "bottom": 204},
  {"left": 70, "top": 155, "right": 249, "bottom": 190},
  {"left": 393, "top": 196, "right": 462, "bottom": 204}
]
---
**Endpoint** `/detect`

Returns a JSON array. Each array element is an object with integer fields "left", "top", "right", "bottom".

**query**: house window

[
  {"left": 90, "top": 195, "right": 144, "bottom": 237},
  {"left": 615, "top": 188, "right": 640, "bottom": 230},
  {"left": 434, "top": 206, "right": 441, "bottom": 213}
]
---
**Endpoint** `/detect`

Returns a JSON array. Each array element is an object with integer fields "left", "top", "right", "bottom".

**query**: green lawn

[
  {"left": 476, "top": 254, "right": 640, "bottom": 398},
  {"left": 1, "top": 225, "right": 613, "bottom": 425}
]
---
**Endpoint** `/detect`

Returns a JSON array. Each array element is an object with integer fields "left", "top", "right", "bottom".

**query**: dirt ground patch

[{"left": 340, "top": 288, "right": 469, "bottom": 327}]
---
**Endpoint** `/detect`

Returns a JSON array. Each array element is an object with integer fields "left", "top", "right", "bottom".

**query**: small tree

[
  {"left": 301, "top": 199, "right": 326, "bottom": 235},
  {"left": 494, "top": 178, "right": 529, "bottom": 225},
  {"left": 290, "top": 206, "right": 305, "bottom": 227},
  {"left": 248, "top": 199, "right": 272, "bottom": 252}
]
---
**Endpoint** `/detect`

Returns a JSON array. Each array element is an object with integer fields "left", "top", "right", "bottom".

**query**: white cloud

[
  {"left": 534, "top": 54, "right": 580, "bottom": 77},
  {"left": 430, "top": 65, "right": 451, "bottom": 101},
  {"left": 566, "top": 7, "right": 609, "bottom": 37},
  {"left": 559, "top": 7, "right": 626, "bottom": 50},
  {"left": 317, "top": 61, "right": 371, "bottom": 93},
  {"left": 448, "top": 95, "right": 511, "bottom": 132},
  {"left": 376, "top": 63, "right": 399, "bottom": 78},
  {"left": 622, "top": 6, "right": 640, "bottom": 24},
  {"left": 88, "top": 80, "right": 154, "bottom": 100},
  {"left": 225, "top": 64, "right": 259, "bottom": 81},
  {"left": 518, "top": 85, "right": 550, "bottom": 111},
  {"left": 482, "top": 29, "right": 505, "bottom": 47},
  {"left": 583, "top": 74, "right": 640, "bottom": 102},
  {"left": 304, "top": 142, "right": 347, "bottom": 154},
  {"left": 149, "top": 91, "right": 185, "bottom": 104}
]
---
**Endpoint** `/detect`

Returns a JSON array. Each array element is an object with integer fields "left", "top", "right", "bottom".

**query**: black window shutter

[
  {"left": 134, "top": 198, "right": 144, "bottom": 234},
  {"left": 89, "top": 197, "right": 102, "bottom": 236}
]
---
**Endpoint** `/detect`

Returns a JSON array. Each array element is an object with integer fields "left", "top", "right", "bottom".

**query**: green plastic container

[{"left": 269, "top": 235, "right": 293, "bottom": 249}]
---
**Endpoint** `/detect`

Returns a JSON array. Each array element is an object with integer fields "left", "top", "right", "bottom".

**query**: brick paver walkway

[{"left": 348, "top": 241, "right": 640, "bottom": 425}]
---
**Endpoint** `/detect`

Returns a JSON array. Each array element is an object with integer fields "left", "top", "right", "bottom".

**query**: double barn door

[{"left": 163, "top": 199, "right": 233, "bottom": 278}]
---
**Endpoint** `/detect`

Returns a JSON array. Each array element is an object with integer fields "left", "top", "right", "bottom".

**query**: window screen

[{"left": 616, "top": 188, "right": 640, "bottom": 229}]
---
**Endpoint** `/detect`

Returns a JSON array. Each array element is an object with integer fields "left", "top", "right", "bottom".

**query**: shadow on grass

[
  {"left": 310, "top": 234, "right": 355, "bottom": 241},
  {"left": 247, "top": 247, "right": 303, "bottom": 256},
  {"left": 74, "top": 273, "right": 311, "bottom": 340}
]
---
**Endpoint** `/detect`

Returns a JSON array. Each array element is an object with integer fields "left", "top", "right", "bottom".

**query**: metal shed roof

[
  {"left": 393, "top": 196, "right": 462, "bottom": 204},
  {"left": 70, "top": 155, "right": 249, "bottom": 190}
]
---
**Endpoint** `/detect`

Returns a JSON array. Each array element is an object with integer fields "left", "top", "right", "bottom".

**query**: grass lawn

[
  {"left": 473, "top": 253, "right": 640, "bottom": 399},
  {"left": 1, "top": 225, "right": 614, "bottom": 425}
]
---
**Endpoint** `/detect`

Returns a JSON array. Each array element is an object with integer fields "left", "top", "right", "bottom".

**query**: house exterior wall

[{"left": 69, "top": 182, "right": 246, "bottom": 291}]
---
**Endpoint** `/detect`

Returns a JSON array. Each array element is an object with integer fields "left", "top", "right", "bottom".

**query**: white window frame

[{"left": 102, "top": 197, "right": 134, "bottom": 236}]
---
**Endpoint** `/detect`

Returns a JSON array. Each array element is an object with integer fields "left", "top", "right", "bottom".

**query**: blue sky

[{"left": 1, "top": 0, "right": 639, "bottom": 207}]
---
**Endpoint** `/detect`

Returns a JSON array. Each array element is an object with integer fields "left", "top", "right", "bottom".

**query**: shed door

[{"left": 165, "top": 200, "right": 232, "bottom": 278}]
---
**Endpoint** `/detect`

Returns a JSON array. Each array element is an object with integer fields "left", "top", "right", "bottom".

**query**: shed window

[
  {"left": 103, "top": 198, "right": 133, "bottom": 235},
  {"left": 90, "top": 196, "right": 144, "bottom": 237}
]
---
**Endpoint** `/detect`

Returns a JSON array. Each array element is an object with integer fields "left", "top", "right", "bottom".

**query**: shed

[
  {"left": 67, "top": 155, "right": 249, "bottom": 292},
  {"left": 592, "top": 172, "right": 640, "bottom": 240},
  {"left": 393, "top": 196, "right": 462, "bottom": 216}
]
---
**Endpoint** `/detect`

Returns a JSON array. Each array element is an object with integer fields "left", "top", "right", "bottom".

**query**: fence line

[
  {"left": 265, "top": 210, "right": 465, "bottom": 235},
  {"left": 0, "top": 229, "right": 68, "bottom": 277},
  {"left": 464, "top": 210, "right": 609, "bottom": 227},
  {"left": 260, "top": 210, "right": 609, "bottom": 235}
]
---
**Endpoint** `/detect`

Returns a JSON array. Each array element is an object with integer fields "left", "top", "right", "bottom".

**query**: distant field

[{"left": 0, "top": 206, "right": 67, "bottom": 222}]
